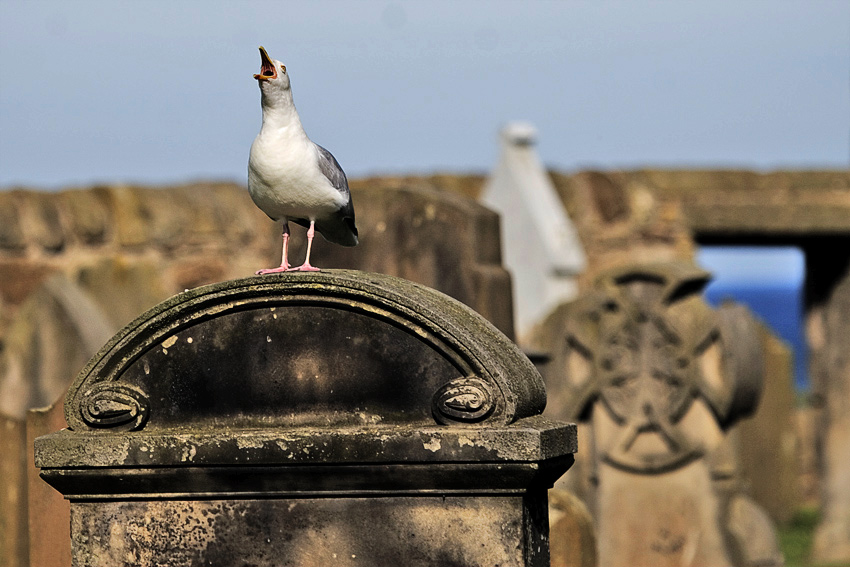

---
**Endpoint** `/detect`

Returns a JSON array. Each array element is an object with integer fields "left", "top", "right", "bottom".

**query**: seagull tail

[{"left": 316, "top": 215, "right": 359, "bottom": 247}]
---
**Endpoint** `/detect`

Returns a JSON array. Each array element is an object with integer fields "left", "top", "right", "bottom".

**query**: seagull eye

[{"left": 280, "top": 65, "right": 286, "bottom": 74}]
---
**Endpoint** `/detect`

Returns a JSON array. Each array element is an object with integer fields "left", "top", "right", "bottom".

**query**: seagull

[{"left": 248, "top": 46, "right": 358, "bottom": 273}]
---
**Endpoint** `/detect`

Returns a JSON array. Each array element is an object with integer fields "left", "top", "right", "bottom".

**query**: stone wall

[{"left": 3, "top": 169, "right": 849, "bottom": 564}]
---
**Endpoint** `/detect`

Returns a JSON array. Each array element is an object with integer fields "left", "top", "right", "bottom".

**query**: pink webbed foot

[
  {"left": 287, "top": 263, "right": 320, "bottom": 272},
  {"left": 256, "top": 264, "right": 291, "bottom": 275}
]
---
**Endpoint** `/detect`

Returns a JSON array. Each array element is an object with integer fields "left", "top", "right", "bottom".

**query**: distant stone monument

[
  {"left": 35, "top": 271, "right": 576, "bottom": 567},
  {"left": 0, "top": 274, "right": 112, "bottom": 567},
  {"left": 536, "top": 262, "right": 783, "bottom": 567},
  {"left": 549, "top": 489, "right": 598, "bottom": 567},
  {"left": 809, "top": 252, "right": 850, "bottom": 563},
  {"left": 481, "top": 123, "right": 585, "bottom": 342},
  {"left": 734, "top": 324, "right": 800, "bottom": 525}
]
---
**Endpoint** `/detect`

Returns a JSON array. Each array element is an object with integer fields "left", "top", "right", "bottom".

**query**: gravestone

[
  {"left": 26, "top": 401, "right": 71, "bottom": 567},
  {"left": 536, "top": 262, "right": 782, "bottom": 566},
  {"left": 35, "top": 271, "right": 576, "bottom": 567},
  {"left": 548, "top": 489, "right": 598, "bottom": 567},
  {"left": 808, "top": 250, "right": 850, "bottom": 563},
  {"left": 0, "top": 414, "right": 27, "bottom": 567},
  {"left": 735, "top": 324, "right": 799, "bottom": 525},
  {"left": 0, "top": 274, "right": 113, "bottom": 567}
]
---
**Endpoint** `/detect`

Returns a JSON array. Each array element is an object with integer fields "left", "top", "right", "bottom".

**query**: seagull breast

[{"left": 248, "top": 132, "right": 348, "bottom": 222}]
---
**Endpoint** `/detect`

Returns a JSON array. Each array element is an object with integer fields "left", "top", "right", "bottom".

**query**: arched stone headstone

[{"left": 36, "top": 271, "right": 576, "bottom": 567}]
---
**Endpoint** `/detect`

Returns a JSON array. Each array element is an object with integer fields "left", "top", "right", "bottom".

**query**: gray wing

[
  {"left": 315, "top": 144, "right": 351, "bottom": 201},
  {"left": 312, "top": 143, "right": 358, "bottom": 246}
]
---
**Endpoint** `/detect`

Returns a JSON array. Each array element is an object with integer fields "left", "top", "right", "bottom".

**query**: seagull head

[{"left": 254, "top": 46, "right": 292, "bottom": 97}]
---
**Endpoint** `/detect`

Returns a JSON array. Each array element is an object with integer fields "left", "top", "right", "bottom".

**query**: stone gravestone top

[
  {"left": 36, "top": 270, "right": 576, "bottom": 567},
  {"left": 561, "top": 262, "right": 762, "bottom": 475},
  {"left": 540, "top": 261, "right": 783, "bottom": 566}
]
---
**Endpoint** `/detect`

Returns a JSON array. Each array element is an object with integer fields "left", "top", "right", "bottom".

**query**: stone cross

[
  {"left": 543, "top": 262, "right": 782, "bottom": 567},
  {"left": 35, "top": 271, "right": 576, "bottom": 567}
]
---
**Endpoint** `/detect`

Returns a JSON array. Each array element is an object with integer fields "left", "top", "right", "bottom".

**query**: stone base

[{"left": 71, "top": 494, "right": 548, "bottom": 567}]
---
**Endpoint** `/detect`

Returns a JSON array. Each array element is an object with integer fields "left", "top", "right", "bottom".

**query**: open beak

[{"left": 254, "top": 46, "right": 277, "bottom": 81}]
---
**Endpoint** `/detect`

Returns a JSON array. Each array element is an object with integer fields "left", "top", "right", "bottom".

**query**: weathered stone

[
  {"left": 69, "top": 496, "right": 541, "bottom": 567},
  {"left": 794, "top": 405, "right": 820, "bottom": 506},
  {"left": 723, "top": 493, "right": 785, "bottom": 567},
  {"left": 202, "top": 182, "right": 271, "bottom": 248},
  {"left": 18, "top": 193, "right": 66, "bottom": 253},
  {"left": 0, "top": 274, "right": 113, "bottom": 420},
  {"left": 548, "top": 489, "right": 597, "bottom": 567},
  {"left": 0, "top": 275, "right": 105, "bottom": 566},
  {"left": 0, "top": 183, "right": 519, "bottom": 565},
  {"left": 0, "top": 260, "right": 58, "bottom": 308},
  {"left": 616, "top": 169, "right": 850, "bottom": 235},
  {"left": 583, "top": 171, "right": 630, "bottom": 223},
  {"left": 96, "top": 185, "right": 153, "bottom": 248},
  {"left": 534, "top": 262, "right": 782, "bottom": 566},
  {"left": 808, "top": 251, "right": 850, "bottom": 563},
  {"left": 300, "top": 185, "right": 516, "bottom": 338},
  {"left": 61, "top": 188, "right": 111, "bottom": 246},
  {"left": 735, "top": 324, "right": 799, "bottom": 525},
  {"left": 168, "top": 257, "right": 229, "bottom": 291},
  {"left": 0, "top": 181, "right": 514, "bottom": 342},
  {"left": 598, "top": 463, "right": 732, "bottom": 565},
  {"left": 36, "top": 271, "right": 576, "bottom": 567},
  {"left": 73, "top": 257, "right": 171, "bottom": 330},
  {"left": 0, "top": 192, "right": 26, "bottom": 254},
  {"left": 26, "top": 400, "right": 71, "bottom": 567},
  {"left": 0, "top": 415, "right": 28, "bottom": 567},
  {"left": 548, "top": 172, "right": 695, "bottom": 288},
  {"left": 5, "top": 169, "right": 846, "bottom": 563}
]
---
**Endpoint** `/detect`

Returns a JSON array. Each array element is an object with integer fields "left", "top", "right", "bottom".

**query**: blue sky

[{"left": 1, "top": 0, "right": 848, "bottom": 189}]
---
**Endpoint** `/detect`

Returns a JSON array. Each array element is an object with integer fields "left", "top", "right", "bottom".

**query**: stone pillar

[
  {"left": 535, "top": 262, "right": 782, "bottom": 567},
  {"left": 35, "top": 271, "right": 576, "bottom": 567},
  {"left": 481, "top": 123, "right": 586, "bottom": 341}
]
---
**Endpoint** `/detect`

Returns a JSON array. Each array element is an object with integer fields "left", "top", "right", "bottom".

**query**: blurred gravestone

[
  {"left": 36, "top": 271, "right": 576, "bottom": 567},
  {"left": 735, "top": 324, "right": 799, "bottom": 525},
  {"left": 305, "top": 184, "right": 516, "bottom": 339},
  {"left": 534, "top": 262, "right": 783, "bottom": 567},
  {"left": 0, "top": 274, "right": 112, "bottom": 567},
  {"left": 26, "top": 401, "right": 71, "bottom": 567},
  {"left": 0, "top": 274, "right": 112, "bottom": 420},
  {"left": 548, "top": 489, "right": 598, "bottom": 567},
  {"left": 809, "top": 253, "right": 850, "bottom": 563}
]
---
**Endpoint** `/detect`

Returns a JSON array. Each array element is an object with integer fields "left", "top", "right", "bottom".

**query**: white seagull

[{"left": 248, "top": 46, "right": 358, "bottom": 273}]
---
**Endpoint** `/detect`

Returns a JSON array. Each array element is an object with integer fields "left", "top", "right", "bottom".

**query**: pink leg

[
  {"left": 289, "top": 220, "right": 321, "bottom": 272},
  {"left": 256, "top": 222, "right": 291, "bottom": 274}
]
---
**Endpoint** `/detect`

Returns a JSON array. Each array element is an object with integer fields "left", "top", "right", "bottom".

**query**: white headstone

[{"left": 482, "top": 122, "right": 585, "bottom": 342}]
